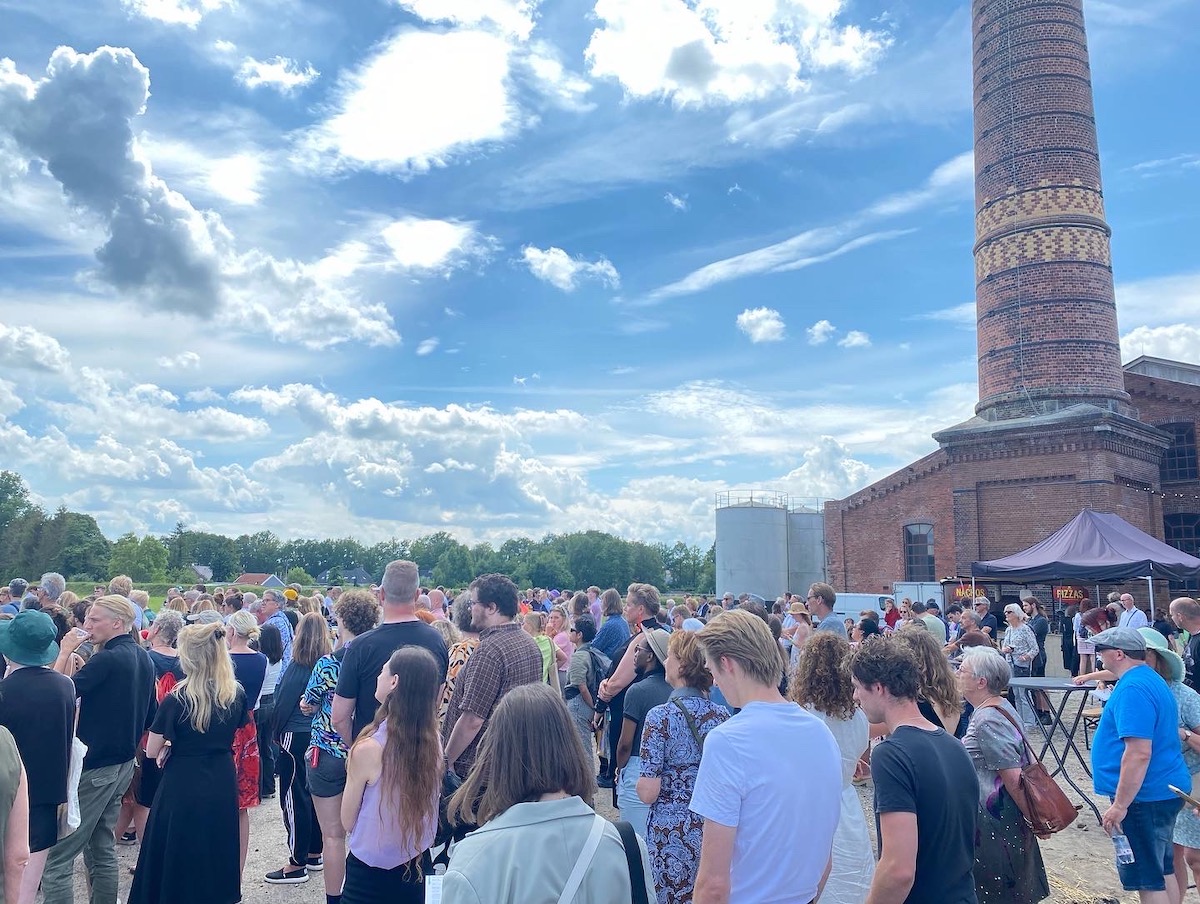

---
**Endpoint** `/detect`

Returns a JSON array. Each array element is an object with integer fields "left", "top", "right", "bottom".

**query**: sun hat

[
  {"left": 643, "top": 628, "right": 670, "bottom": 665},
  {"left": 1090, "top": 626, "right": 1147, "bottom": 653},
  {"left": 283, "top": 588, "right": 298, "bottom": 601},
  {"left": 788, "top": 601, "right": 808, "bottom": 616},
  {"left": 1137, "top": 627, "right": 1184, "bottom": 682},
  {"left": 0, "top": 609, "right": 60, "bottom": 666}
]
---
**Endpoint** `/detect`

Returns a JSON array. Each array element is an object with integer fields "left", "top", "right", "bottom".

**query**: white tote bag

[{"left": 58, "top": 718, "right": 87, "bottom": 838}]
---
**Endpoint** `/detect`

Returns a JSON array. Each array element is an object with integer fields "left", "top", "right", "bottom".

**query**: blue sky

[{"left": 0, "top": 0, "right": 1198, "bottom": 548}]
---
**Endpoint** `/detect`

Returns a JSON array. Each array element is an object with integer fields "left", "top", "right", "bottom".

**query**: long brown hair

[
  {"left": 789, "top": 631, "right": 856, "bottom": 720},
  {"left": 356, "top": 647, "right": 442, "bottom": 849},
  {"left": 293, "top": 612, "right": 331, "bottom": 669},
  {"left": 894, "top": 627, "right": 962, "bottom": 718},
  {"left": 449, "top": 683, "right": 594, "bottom": 827}
]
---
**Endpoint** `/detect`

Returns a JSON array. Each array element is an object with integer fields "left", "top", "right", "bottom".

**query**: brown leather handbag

[{"left": 988, "top": 704, "right": 1080, "bottom": 837}]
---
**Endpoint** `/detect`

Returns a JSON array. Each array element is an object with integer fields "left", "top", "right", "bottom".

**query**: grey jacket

[{"left": 442, "top": 796, "right": 656, "bottom": 903}]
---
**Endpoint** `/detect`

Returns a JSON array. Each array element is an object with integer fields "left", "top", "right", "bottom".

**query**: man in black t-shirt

[
  {"left": 1170, "top": 597, "right": 1200, "bottom": 693},
  {"left": 850, "top": 637, "right": 977, "bottom": 904},
  {"left": 332, "top": 560, "right": 448, "bottom": 739}
]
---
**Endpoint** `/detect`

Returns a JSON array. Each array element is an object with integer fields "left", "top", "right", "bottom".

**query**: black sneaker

[
  {"left": 265, "top": 866, "right": 308, "bottom": 885},
  {"left": 117, "top": 831, "right": 137, "bottom": 846},
  {"left": 306, "top": 856, "right": 323, "bottom": 872},
  {"left": 597, "top": 775, "right": 614, "bottom": 789}
]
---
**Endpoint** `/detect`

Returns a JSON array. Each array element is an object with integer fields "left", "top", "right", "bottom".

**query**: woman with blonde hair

[
  {"left": 128, "top": 623, "right": 249, "bottom": 904},
  {"left": 443, "top": 683, "right": 655, "bottom": 903},
  {"left": 894, "top": 626, "right": 963, "bottom": 735},
  {"left": 226, "top": 610, "right": 267, "bottom": 876},
  {"left": 341, "top": 646, "right": 443, "bottom": 902}
]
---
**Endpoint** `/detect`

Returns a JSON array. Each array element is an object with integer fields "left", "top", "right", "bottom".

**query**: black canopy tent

[{"left": 971, "top": 509, "right": 1200, "bottom": 591}]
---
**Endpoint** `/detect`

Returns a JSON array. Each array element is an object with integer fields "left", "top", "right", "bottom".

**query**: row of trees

[{"left": 0, "top": 471, "right": 716, "bottom": 592}]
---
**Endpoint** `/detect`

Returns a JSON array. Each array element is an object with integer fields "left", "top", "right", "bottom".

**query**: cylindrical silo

[
  {"left": 715, "top": 492, "right": 790, "bottom": 600},
  {"left": 788, "top": 506, "right": 825, "bottom": 593}
]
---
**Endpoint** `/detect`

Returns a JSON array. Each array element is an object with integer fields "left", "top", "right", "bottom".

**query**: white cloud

[
  {"left": 1117, "top": 271, "right": 1200, "bottom": 328},
  {"left": 1130, "top": 153, "right": 1200, "bottom": 176},
  {"left": 921, "top": 302, "right": 975, "bottom": 326},
  {"left": 736, "top": 307, "right": 785, "bottom": 343},
  {"left": 140, "top": 136, "right": 266, "bottom": 207},
  {"left": 664, "top": 192, "right": 688, "bottom": 211},
  {"left": 0, "top": 322, "right": 71, "bottom": 372},
  {"left": 394, "top": 0, "right": 538, "bottom": 40},
  {"left": 837, "top": 330, "right": 871, "bottom": 348},
  {"left": 301, "top": 29, "right": 518, "bottom": 175},
  {"left": 185, "top": 387, "right": 223, "bottom": 403},
  {"left": 156, "top": 351, "right": 201, "bottom": 369},
  {"left": 585, "top": 0, "right": 890, "bottom": 106},
  {"left": 522, "top": 43, "right": 593, "bottom": 111},
  {"left": 521, "top": 246, "right": 620, "bottom": 292},
  {"left": 0, "top": 47, "right": 398, "bottom": 349},
  {"left": 806, "top": 319, "right": 835, "bottom": 345},
  {"left": 380, "top": 217, "right": 490, "bottom": 272},
  {"left": 236, "top": 56, "right": 320, "bottom": 94},
  {"left": 416, "top": 338, "right": 440, "bottom": 356},
  {"left": 645, "top": 151, "right": 968, "bottom": 302},
  {"left": 1121, "top": 325, "right": 1200, "bottom": 365},
  {"left": 121, "top": 0, "right": 230, "bottom": 27}
]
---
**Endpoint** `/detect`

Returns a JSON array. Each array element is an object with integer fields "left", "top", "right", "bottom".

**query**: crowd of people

[{"left": 1, "top": 568, "right": 1199, "bottom": 903}]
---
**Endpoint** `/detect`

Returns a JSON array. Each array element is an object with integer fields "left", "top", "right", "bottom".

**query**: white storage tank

[
  {"left": 788, "top": 506, "right": 825, "bottom": 596},
  {"left": 716, "top": 493, "right": 789, "bottom": 600}
]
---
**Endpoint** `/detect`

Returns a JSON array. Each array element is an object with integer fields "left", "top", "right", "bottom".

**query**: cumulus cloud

[
  {"left": 300, "top": 29, "right": 518, "bottom": 175},
  {"left": 121, "top": 0, "right": 230, "bottom": 27},
  {"left": 736, "top": 307, "right": 785, "bottom": 343},
  {"left": 0, "top": 380, "right": 22, "bottom": 417},
  {"left": 0, "top": 322, "right": 71, "bottom": 371},
  {"left": 0, "top": 46, "right": 398, "bottom": 349},
  {"left": 664, "top": 192, "right": 688, "bottom": 211},
  {"left": 380, "top": 217, "right": 493, "bottom": 272},
  {"left": 416, "top": 338, "right": 440, "bottom": 356},
  {"left": 806, "top": 319, "right": 835, "bottom": 345},
  {"left": 585, "top": 0, "right": 890, "bottom": 106},
  {"left": 521, "top": 246, "right": 620, "bottom": 292},
  {"left": 1121, "top": 325, "right": 1200, "bottom": 364},
  {"left": 236, "top": 56, "right": 319, "bottom": 93},
  {"left": 838, "top": 330, "right": 871, "bottom": 348},
  {"left": 394, "top": 0, "right": 539, "bottom": 40},
  {"left": 156, "top": 351, "right": 201, "bottom": 369}
]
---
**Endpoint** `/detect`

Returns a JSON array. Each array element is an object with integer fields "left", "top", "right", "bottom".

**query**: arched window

[
  {"left": 1161, "top": 423, "right": 1198, "bottom": 483},
  {"left": 904, "top": 523, "right": 935, "bottom": 582},
  {"left": 1165, "top": 513, "right": 1200, "bottom": 594}
]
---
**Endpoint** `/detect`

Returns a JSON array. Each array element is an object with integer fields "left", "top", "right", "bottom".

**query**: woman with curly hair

[
  {"left": 894, "top": 625, "right": 963, "bottom": 736},
  {"left": 635, "top": 630, "right": 729, "bottom": 904},
  {"left": 790, "top": 631, "right": 874, "bottom": 903}
]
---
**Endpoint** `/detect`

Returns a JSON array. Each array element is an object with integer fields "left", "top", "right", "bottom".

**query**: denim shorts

[
  {"left": 306, "top": 747, "right": 347, "bottom": 798},
  {"left": 1116, "top": 797, "right": 1184, "bottom": 891}
]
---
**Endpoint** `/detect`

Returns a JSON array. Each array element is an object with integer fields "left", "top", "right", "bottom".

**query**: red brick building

[{"left": 823, "top": 0, "right": 1200, "bottom": 599}]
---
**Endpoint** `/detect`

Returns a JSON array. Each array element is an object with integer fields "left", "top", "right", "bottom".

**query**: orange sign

[
  {"left": 948, "top": 584, "right": 980, "bottom": 601},
  {"left": 1052, "top": 586, "right": 1090, "bottom": 603}
]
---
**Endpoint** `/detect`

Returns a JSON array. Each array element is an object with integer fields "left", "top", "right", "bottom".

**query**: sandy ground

[{"left": 58, "top": 643, "right": 1169, "bottom": 903}]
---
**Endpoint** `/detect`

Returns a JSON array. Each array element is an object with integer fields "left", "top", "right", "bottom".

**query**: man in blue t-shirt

[{"left": 1090, "top": 626, "right": 1191, "bottom": 900}]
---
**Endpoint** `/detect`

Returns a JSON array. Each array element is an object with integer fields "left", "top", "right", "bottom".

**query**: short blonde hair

[
  {"left": 696, "top": 609, "right": 782, "bottom": 687},
  {"left": 129, "top": 589, "right": 150, "bottom": 607},
  {"left": 108, "top": 575, "right": 133, "bottom": 598},
  {"left": 92, "top": 594, "right": 137, "bottom": 630}
]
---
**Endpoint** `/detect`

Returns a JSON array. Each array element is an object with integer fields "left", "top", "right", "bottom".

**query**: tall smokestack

[{"left": 972, "top": 0, "right": 1130, "bottom": 421}]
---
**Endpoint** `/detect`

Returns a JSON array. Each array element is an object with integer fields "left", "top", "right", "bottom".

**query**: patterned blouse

[{"left": 304, "top": 649, "right": 347, "bottom": 757}]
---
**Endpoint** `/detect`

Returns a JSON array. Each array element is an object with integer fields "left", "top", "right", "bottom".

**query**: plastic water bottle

[{"left": 1111, "top": 827, "right": 1135, "bottom": 865}]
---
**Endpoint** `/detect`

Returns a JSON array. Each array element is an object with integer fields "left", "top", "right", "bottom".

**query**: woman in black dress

[{"left": 128, "top": 622, "right": 248, "bottom": 904}]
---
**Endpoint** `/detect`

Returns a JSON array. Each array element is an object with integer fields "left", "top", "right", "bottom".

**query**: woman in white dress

[{"left": 789, "top": 631, "right": 874, "bottom": 904}]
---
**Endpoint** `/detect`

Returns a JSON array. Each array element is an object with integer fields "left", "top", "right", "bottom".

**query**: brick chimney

[{"left": 972, "top": 0, "right": 1130, "bottom": 421}]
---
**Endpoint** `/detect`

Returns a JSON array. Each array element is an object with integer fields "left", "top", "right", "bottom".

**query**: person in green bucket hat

[{"left": 0, "top": 609, "right": 78, "bottom": 900}]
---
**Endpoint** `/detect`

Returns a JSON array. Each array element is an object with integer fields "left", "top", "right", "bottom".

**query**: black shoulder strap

[
  {"left": 615, "top": 820, "right": 650, "bottom": 904},
  {"left": 672, "top": 698, "right": 705, "bottom": 751}
]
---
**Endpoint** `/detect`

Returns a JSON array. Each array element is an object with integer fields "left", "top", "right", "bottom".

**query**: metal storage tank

[
  {"left": 715, "top": 492, "right": 791, "bottom": 600},
  {"left": 788, "top": 505, "right": 825, "bottom": 595}
]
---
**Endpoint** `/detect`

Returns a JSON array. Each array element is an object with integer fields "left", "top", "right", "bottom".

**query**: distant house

[
  {"left": 316, "top": 566, "right": 374, "bottom": 587},
  {"left": 233, "top": 573, "right": 285, "bottom": 588},
  {"left": 189, "top": 564, "right": 213, "bottom": 582}
]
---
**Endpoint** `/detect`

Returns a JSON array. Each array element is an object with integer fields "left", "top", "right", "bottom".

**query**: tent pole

[
  {"left": 971, "top": 577, "right": 976, "bottom": 599},
  {"left": 1146, "top": 571, "right": 1155, "bottom": 618}
]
